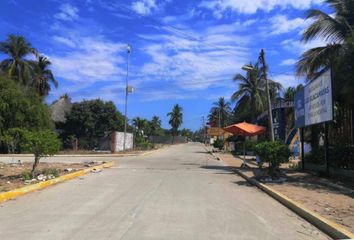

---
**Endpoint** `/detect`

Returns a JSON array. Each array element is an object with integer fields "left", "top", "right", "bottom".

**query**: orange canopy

[{"left": 223, "top": 122, "right": 266, "bottom": 136}]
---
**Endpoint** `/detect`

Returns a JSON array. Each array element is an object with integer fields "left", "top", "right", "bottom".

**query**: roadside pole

[{"left": 300, "top": 128, "right": 305, "bottom": 170}]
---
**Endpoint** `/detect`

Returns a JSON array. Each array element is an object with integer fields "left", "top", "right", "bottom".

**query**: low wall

[{"left": 111, "top": 132, "right": 133, "bottom": 152}]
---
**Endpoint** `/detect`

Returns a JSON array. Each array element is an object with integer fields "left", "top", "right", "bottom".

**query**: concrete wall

[{"left": 111, "top": 132, "right": 133, "bottom": 152}]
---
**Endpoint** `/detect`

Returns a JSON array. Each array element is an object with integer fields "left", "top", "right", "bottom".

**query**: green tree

[
  {"left": 32, "top": 56, "right": 58, "bottom": 97},
  {"left": 148, "top": 116, "right": 163, "bottom": 136},
  {"left": 231, "top": 62, "right": 281, "bottom": 122},
  {"left": 283, "top": 85, "right": 303, "bottom": 131},
  {"left": 21, "top": 130, "right": 61, "bottom": 177},
  {"left": 0, "top": 75, "right": 53, "bottom": 137},
  {"left": 167, "top": 104, "right": 183, "bottom": 142},
  {"left": 0, "top": 34, "right": 38, "bottom": 85},
  {"left": 296, "top": 0, "right": 354, "bottom": 105},
  {"left": 132, "top": 117, "right": 148, "bottom": 136},
  {"left": 61, "top": 99, "right": 124, "bottom": 149},
  {"left": 180, "top": 128, "right": 193, "bottom": 138},
  {"left": 209, "top": 97, "right": 231, "bottom": 127}
]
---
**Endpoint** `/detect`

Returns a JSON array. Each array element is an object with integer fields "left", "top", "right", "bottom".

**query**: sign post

[{"left": 294, "top": 70, "right": 333, "bottom": 174}]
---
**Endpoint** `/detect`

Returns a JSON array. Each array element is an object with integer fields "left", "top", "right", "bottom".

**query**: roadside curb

[
  {"left": 0, "top": 161, "right": 115, "bottom": 203},
  {"left": 208, "top": 150, "right": 354, "bottom": 240}
]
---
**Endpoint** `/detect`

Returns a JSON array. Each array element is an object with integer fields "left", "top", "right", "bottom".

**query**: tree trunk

[{"left": 31, "top": 155, "right": 40, "bottom": 178}]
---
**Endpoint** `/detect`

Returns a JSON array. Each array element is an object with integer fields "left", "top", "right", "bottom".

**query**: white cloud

[
  {"left": 271, "top": 74, "right": 305, "bottom": 88},
  {"left": 137, "top": 26, "right": 250, "bottom": 92},
  {"left": 131, "top": 0, "right": 159, "bottom": 15},
  {"left": 269, "top": 15, "right": 307, "bottom": 35},
  {"left": 49, "top": 36, "right": 125, "bottom": 83},
  {"left": 281, "top": 38, "right": 327, "bottom": 53},
  {"left": 280, "top": 58, "right": 297, "bottom": 66},
  {"left": 199, "top": 0, "right": 322, "bottom": 15},
  {"left": 54, "top": 4, "right": 79, "bottom": 21}
]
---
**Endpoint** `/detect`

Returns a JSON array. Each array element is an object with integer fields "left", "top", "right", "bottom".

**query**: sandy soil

[
  {"left": 0, "top": 162, "right": 97, "bottom": 192},
  {"left": 215, "top": 151, "right": 354, "bottom": 234}
]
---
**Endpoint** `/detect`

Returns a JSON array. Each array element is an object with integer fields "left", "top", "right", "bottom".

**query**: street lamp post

[
  {"left": 259, "top": 49, "right": 275, "bottom": 141},
  {"left": 123, "top": 44, "right": 131, "bottom": 151},
  {"left": 242, "top": 49, "right": 275, "bottom": 141}
]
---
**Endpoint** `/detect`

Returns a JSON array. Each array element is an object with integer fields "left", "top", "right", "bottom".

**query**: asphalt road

[{"left": 0, "top": 143, "right": 330, "bottom": 240}]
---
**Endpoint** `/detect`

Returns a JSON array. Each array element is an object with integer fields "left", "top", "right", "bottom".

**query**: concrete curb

[
  {"left": 0, "top": 161, "right": 115, "bottom": 203},
  {"left": 208, "top": 150, "right": 354, "bottom": 240}
]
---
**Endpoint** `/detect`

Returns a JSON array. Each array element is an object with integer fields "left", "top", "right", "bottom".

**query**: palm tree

[
  {"left": 132, "top": 117, "right": 148, "bottom": 136},
  {"left": 209, "top": 97, "right": 231, "bottom": 127},
  {"left": 296, "top": 0, "right": 354, "bottom": 105},
  {"left": 0, "top": 34, "right": 38, "bottom": 85},
  {"left": 149, "top": 115, "right": 162, "bottom": 136},
  {"left": 231, "top": 62, "right": 281, "bottom": 121},
  {"left": 283, "top": 85, "right": 303, "bottom": 131},
  {"left": 167, "top": 104, "right": 183, "bottom": 142},
  {"left": 32, "top": 56, "right": 58, "bottom": 97}
]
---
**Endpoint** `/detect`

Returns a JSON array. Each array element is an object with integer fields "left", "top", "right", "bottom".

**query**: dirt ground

[
  {"left": 214, "top": 151, "right": 354, "bottom": 234},
  {"left": 0, "top": 162, "right": 98, "bottom": 193}
]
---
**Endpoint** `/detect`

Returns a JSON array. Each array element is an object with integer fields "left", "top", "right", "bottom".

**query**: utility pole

[
  {"left": 123, "top": 44, "right": 131, "bottom": 151},
  {"left": 202, "top": 116, "right": 206, "bottom": 144},
  {"left": 218, "top": 109, "right": 221, "bottom": 128},
  {"left": 259, "top": 49, "right": 275, "bottom": 141}
]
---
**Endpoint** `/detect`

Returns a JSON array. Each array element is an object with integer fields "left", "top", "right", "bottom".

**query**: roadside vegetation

[{"left": 202, "top": 0, "right": 354, "bottom": 178}]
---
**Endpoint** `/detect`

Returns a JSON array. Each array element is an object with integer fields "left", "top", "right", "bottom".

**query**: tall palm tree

[
  {"left": 149, "top": 115, "right": 162, "bottom": 136},
  {"left": 231, "top": 62, "right": 281, "bottom": 121},
  {"left": 209, "top": 97, "right": 231, "bottom": 127},
  {"left": 167, "top": 104, "right": 183, "bottom": 142},
  {"left": 0, "top": 34, "right": 38, "bottom": 85},
  {"left": 296, "top": 0, "right": 354, "bottom": 105},
  {"left": 283, "top": 85, "right": 303, "bottom": 131},
  {"left": 132, "top": 117, "right": 148, "bottom": 136},
  {"left": 32, "top": 56, "right": 58, "bottom": 97}
]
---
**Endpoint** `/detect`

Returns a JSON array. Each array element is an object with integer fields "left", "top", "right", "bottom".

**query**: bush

[
  {"left": 304, "top": 147, "right": 325, "bottom": 165},
  {"left": 21, "top": 171, "right": 32, "bottom": 181},
  {"left": 213, "top": 138, "right": 224, "bottom": 150},
  {"left": 43, "top": 168, "right": 60, "bottom": 177},
  {"left": 255, "top": 141, "right": 291, "bottom": 178},
  {"left": 135, "top": 136, "right": 152, "bottom": 150}
]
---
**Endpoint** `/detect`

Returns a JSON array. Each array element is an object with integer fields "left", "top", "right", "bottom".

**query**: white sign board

[{"left": 294, "top": 70, "right": 333, "bottom": 128}]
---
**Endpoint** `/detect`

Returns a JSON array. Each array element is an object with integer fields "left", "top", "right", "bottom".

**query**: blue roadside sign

[{"left": 294, "top": 70, "right": 333, "bottom": 128}]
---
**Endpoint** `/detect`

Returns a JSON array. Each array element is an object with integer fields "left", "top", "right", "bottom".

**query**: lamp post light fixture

[
  {"left": 242, "top": 49, "right": 275, "bottom": 141},
  {"left": 123, "top": 44, "right": 132, "bottom": 151}
]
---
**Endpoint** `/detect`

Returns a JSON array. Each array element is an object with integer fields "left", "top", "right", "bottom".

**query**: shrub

[
  {"left": 213, "top": 138, "right": 224, "bottom": 150},
  {"left": 135, "top": 136, "right": 152, "bottom": 150},
  {"left": 43, "top": 168, "right": 60, "bottom": 177},
  {"left": 255, "top": 141, "right": 291, "bottom": 178},
  {"left": 21, "top": 171, "right": 32, "bottom": 181}
]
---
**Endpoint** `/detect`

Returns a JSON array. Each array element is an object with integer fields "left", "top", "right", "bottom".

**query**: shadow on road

[{"left": 200, "top": 165, "right": 235, "bottom": 172}]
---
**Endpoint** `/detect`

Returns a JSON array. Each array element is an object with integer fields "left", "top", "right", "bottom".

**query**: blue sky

[{"left": 0, "top": 0, "right": 330, "bottom": 130}]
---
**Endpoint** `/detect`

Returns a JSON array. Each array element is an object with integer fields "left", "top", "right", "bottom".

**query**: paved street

[{"left": 0, "top": 143, "right": 329, "bottom": 240}]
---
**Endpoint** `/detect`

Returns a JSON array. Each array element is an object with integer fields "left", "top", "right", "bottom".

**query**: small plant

[
  {"left": 21, "top": 171, "right": 32, "bottom": 181},
  {"left": 255, "top": 141, "right": 291, "bottom": 179},
  {"left": 43, "top": 168, "right": 60, "bottom": 177}
]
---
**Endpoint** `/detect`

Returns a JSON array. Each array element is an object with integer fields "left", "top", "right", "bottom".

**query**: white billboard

[{"left": 295, "top": 70, "right": 333, "bottom": 128}]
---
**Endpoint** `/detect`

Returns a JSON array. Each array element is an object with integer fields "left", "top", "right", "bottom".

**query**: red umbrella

[
  {"left": 223, "top": 122, "right": 266, "bottom": 136},
  {"left": 223, "top": 122, "right": 266, "bottom": 167}
]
